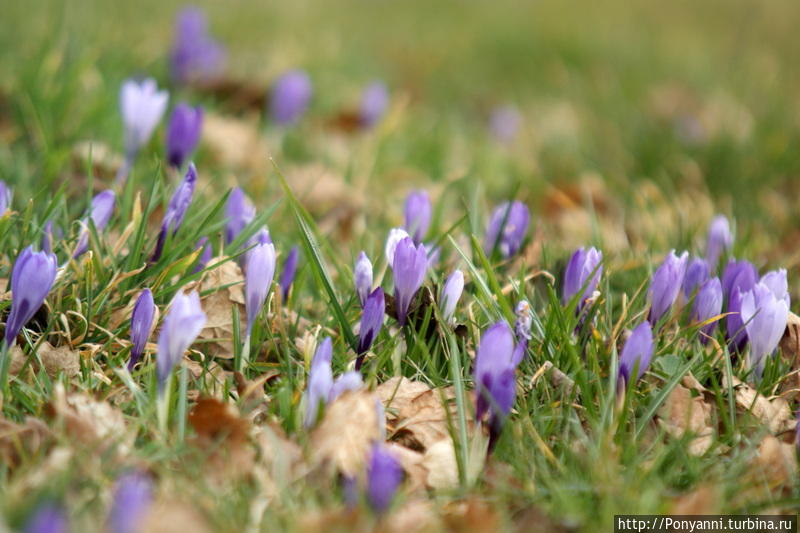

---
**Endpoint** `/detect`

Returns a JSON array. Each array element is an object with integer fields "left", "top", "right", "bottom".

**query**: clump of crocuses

[
  {"left": 270, "top": 70, "right": 312, "bottom": 125},
  {"left": 617, "top": 321, "right": 654, "bottom": 389},
  {"left": 128, "top": 289, "right": 156, "bottom": 370},
  {"left": 74, "top": 190, "right": 116, "bottom": 258},
  {"left": 118, "top": 78, "right": 169, "bottom": 183},
  {"left": 152, "top": 164, "right": 197, "bottom": 262},
  {"left": 156, "top": 290, "right": 206, "bottom": 391},
  {"left": 563, "top": 246, "right": 603, "bottom": 312},
  {"left": 484, "top": 201, "right": 530, "bottom": 258},
  {"left": 3, "top": 246, "right": 58, "bottom": 347},
  {"left": 390, "top": 236, "right": 428, "bottom": 325},
  {"left": 648, "top": 250, "right": 688, "bottom": 324},
  {"left": 356, "top": 288, "right": 385, "bottom": 369},
  {"left": 165, "top": 103, "right": 203, "bottom": 169}
]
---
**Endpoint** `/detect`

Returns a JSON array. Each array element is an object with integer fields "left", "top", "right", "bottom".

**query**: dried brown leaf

[
  {"left": 0, "top": 416, "right": 52, "bottom": 469},
  {"left": 723, "top": 375, "right": 794, "bottom": 434},
  {"left": 36, "top": 342, "right": 80, "bottom": 378},
  {"left": 197, "top": 258, "right": 246, "bottom": 358},
  {"left": 203, "top": 113, "right": 269, "bottom": 171},
  {"left": 443, "top": 499, "right": 502, "bottom": 533},
  {"left": 376, "top": 377, "right": 432, "bottom": 421},
  {"left": 670, "top": 485, "right": 720, "bottom": 515},
  {"left": 421, "top": 439, "right": 458, "bottom": 490},
  {"left": 188, "top": 397, "right": 255, "bottom": 481},
  {"left": 384, "top": 499, "right": 441, "bottom": 533},
  {"left": 658, "top": 384, "right": 714, "bottom": 456}
]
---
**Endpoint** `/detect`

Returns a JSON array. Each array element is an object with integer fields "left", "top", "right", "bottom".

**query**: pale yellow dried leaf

[
  {"left": 198, "top": 258, "right": 246, "bottom": 358},
  {"left": 376, "top": 377, "right": 432, "bottom": 420},
  {"left": 658, "top": 383, "right": 714, "bottom": 456},
  {"left": 203, "top": 113, "right": 269, "bottom": 171},
  {"left": 422, "top": 439, "right": 459, "bottom": 490},
  {"left": 723, "top": 375, "right": 794, "bottom": 434}
]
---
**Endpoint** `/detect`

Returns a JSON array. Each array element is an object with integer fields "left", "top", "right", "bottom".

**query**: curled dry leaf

[
  {"left": 779, "top": 311, "right": 800, "bottom": 363},
  {"left": 0, "top": 416, "right": 52, "bottom": 469},
  {"left": 723, "top": 375, "right": 794, "bottom": 434},
  {"left": 751, "top": 435, "right": 797, "bottom": 493},
  {"left": 310, "top": 389, "right": 380, "bottom": 477},
  {"left": 377, "top": 377, "right": 432, "bottom": 421},
  {"left": 657, "top": 383, "right": 714, "bottom": 456},
  {"left": 421, "top": 439, "right": 459, "bottom": 490},
  {"left": 197, "top": 258, "right": 246, "bottom": 358},
  {"left": 188, "top": 397, "right": 255, "bottom": 482},
  {"left": 35, "top": 341, "right": 80, "bottom": 378}
]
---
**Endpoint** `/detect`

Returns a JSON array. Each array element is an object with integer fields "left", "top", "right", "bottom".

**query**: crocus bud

[
  {"left": 723, "top": 259, "right": 758, "bottom": 352},
  {"left": 120, "top": 78, "right": 169, "bottom": 159},
  {"left": 354, "top": 251, "right": 373, "bottom": 307},
  {"left": 356, "top": 288, "right": 385, "bottom": 367},
  {"left": 391, "top": 237, "right": 428, "bottom": 326},
  {"left": 270, "top": 70, "right": 312, "bottom": 125},
  {"left": 170, "top": 6, "right": 225, "bottom": 85},
  {"left": 440, "top": 270, "right": 465, "bottom": 324},
  {"left": 647, "top": 250, "right": 688, "bottom": 324},
  {"left": 488, "top": 105, "right": 521, "bottom": 143},
  {"left": 109, "top": 471, "right": 152, "bottom": 533},
  {"left": 474, "top": 321, "right": 519, "bottom": 447},
  {"left": 403, "top": 190, "right": 431, "bottom": 245},
  {"left": 156, "top": 290, "right": 206, "bottom": 390},
  {"left": 329, "top": 370, "right": 364, "bottom": 402},
  {"left": 128, "top": 289, "right": 156, "bottom": 370},
  {"left": 41, "top": 221, "right": 55, "bottom": 254},
  {"left": 225, "top": 187, "right": 256, "bottom": 245},
  {"left": 484, "top": 201, "right": 530, "bottom": 258},
  {"left": 244, "top": 241, "right": 276, "bottom": 336},
  {"left": 166, "top": 103, "right": 203, "bottom": 168},
  {"left": 192, "top": 237, "right": 212, "bottom": 274},
  {"left": 4, "top": 247, "right": 58, "bottom": 346},
  {"left": 562, "top": 247, "right": 603, "bottom": 309},
  {"left": 682, "top": 257, "right": 710, "bottom": 298},
  {"left": 721, "top": 259, "right": 757, "bottom": 301},
  {"left": 279, "top": 246, "right": 300, "bottom": 300},
  {"left": 706, "top": 215, "right": 733, "bottom": 268},
  {"left": 618, "top": 321, "right": 654, "bottom": 386},
  {"left": 360, "top": 81, "right": 389, "bottom": 128},
  {"left": 74, "top": 190, "right": 116, "bottom": 258},
  {"left": 152, "top": 164, "right": 197, "bottom": 262},
  {"left": 0, "top": 180, "right": 11, "bottom": 214},
  {"left": 512, "top": 300, "right": 532, "bottom": 366},
  {"left": 23, "top": 501, "right": 67, "bottom": 533},
  {"left": 366, "top": 444, "right": 404, "bottom": 514},
  {"left": 741, "top": 282, "right": 789, "bottom": 379},
  {"left": 304, "top": 337, "right": 333, "bottom": 428},
  {"left": 691, "top": 277, "right": 723, "bottom": 343},
  {"left": 760, "top": 269, "right": 789, "bottom": 305},
  {"left": 384, "top": 228, "right": 409, "bottom": 264}
]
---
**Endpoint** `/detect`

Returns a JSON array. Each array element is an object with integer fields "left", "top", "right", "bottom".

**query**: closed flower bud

[
  {"left": 270, "top": 70, "right": 312, "bottom": 125},
  {"left": 562, "top": 246, "right": 603, "bottom": 309},
  {"left": 109, "top": 471, "right": 152, "bottom": 533},
  {"left": 279, "top": 246, "right": 300, "bottom": 300},
  {"left": 741, "top": 281, "right": 789, "bottom": 379},
  {"left": 120, "top": 78, "right": 169, "bottom": 159},
  {"left": 366, "top": 444, "right": 404, "bottom": 514},
  {"left": 618, "top": 321, "right": 654, "bottom": 386},
  {"left": 360, "top": 81, "right": 389, "bottom": 128},
  {"left": 391, "top": 237, "right": 428, "bottom": 326},
  {"left": 354, "top": 251, "right": 373, "bottom": 307},
  {"left": 156, "top": 290, "right": 206, "bottom": 390},
  {"left": 384, "top": 228, "right": 409, "bottom": 264},
  {"left": 4, "top": 246, "right": 58, "bottom": 346},
  {"left": 152, "top": 164, "right": 197, "bottom": 262},
  {"left": 691, "top": 277, "right": 723, "bottom": 343},
  {"left": 192, "top": 237, "right": 213, "bottom": 274},
  {"left": 403, "top": 190, "right": 432, "bottom": 245},
  {"left": 648, "top": 250, "right": 688, "bottom": 324},
  {"left": 304, "top": 337, "right": 333, "bottom": 427},
  {"left": 74, "top": 190, "right": 116, "bottom": 258},
  {"left": 682, "top": 257, "right": 710, "bottom": 298},
  {"left": 225, "top": 187, "right": 256, "bottom": 245},
  {"left": 484, "top": 201, "right": 530, "bottom": 258},
  {"left": 356, "top": 288, "right": 385, "bottom": 367},
  {"left": 166, "top": 103, "right": 203, "bottom": 168},
  {"left": 440, "top": 270, "right": 464, "bottom": 324},
  {"left": 706, "top": 215, "right": 733, "bottom": 268},
  {"left": 245, "top": 241, "right": 276, "bottom": 336},
  {"left": 721, "top": 259, "right": 757, "bottom": 301},
  {"left": 170, "top": 7, "right": 225, "bottom": 85},
  {"left": 0, "top": 180, "right": 11, "bottom": 214},
  {"left": 723, "top": 259, "right": 757, "bottom": 351},
  {"left": 474, "top": 321, "right": 520, "bottom": 446},
  {"left": 128, "top": 289, "right": 156, "bottom": 370}
]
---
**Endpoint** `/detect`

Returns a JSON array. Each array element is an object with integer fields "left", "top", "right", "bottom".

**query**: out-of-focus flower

[
  {"left": 360, "top": 81, "right": 389, "bottom": 128},
  {"left": 119, "top": 78, "right": 169, "bottom": 160},
  {"left": 0, "top": 180, "right": 11, "bottom": 214},
  {"left": 156, "top": 290, "right": 206, "bottom": 390},
  {"left": 488, "top": 105, "right": 521, "bottom": 143},
  {"left": 329, "top": 370, "right": 364, "bottom": 402},
  {"left": 192, "top": 236, "right": 212, "bottom": 274},
  {"left": 403, "top": 190, "right": 431, "bottom": 245},
  {"left": 484, "top": 201, "right": 530, "bottom": 258},
  {"left": 384, "top": 228, "right": 409, "bottom": 264},
  {"left": 304, "top": 337, "right": 333, "bottom": 427},
  {"left": 682, "top": 257, "right": 710, "bottom": 298},
  {"left": 152, "top": 164, "right": 197, "bottom": 262},
  {"left": 354, "top": 251, "right": 373, "bottom": 307},
  {"left": 562, "top": 247, "right": 603, "bottom": 309},
  {"left": 440, "top": 270, "right": 464, "bottom": 325},
  {"left": 647, "top": 250, "right": 688, "bottom": 324},
  {"left": 356, "top": 288, "right": 385, "bottom": 367},
  {"left": 723, "top": 259, "right": 758, "bottom": 352},
  {"left": 170, "top": 6, "right": 225, "bottom": 85},
  {"left": 4, "top": 247, "right": 58, "bottom": 347},
  {"left": 23, "top": 501, "right": 67, "bottom": 533},
  {"left": 512, "top": 300, "right": 532, "bottom": 365},
  {"left": 166, "top": 103, "right": 203, "bottom": 168},
  {"left": 74, "top": 190, "right": 116, "bottom": 258},
  {"left": 760, "top": 269, "right": 790, "bottom": 305},
  {"left": 706, "top": 215, "right": 733, "bottom": 268},
  {"left": 225, "top": 187, "right": 256, "bottom": 245},
  {"left": 391, "top": 237, "right": 428, "bottom": 326},
  {"left": 474, "top": 321, "right": 519, "bottom": 446},
  {"left": 618, "top": 321, "right": 654, "bottom": 386},
  {"left": 128, "top": 289, "right": 155, "bottom": 370},
  {"left": 721, "top": 259, "right": 757, "bottom": 301},
  {"left": 109, "top": 471, "right": 152, "bottom": 533},
  {"left": 741, "top": 281, "right": 790, "bottom": 379},
  {"left": 41, "top": 221, "right": 55, "bottom": 254},
  {"left": 279, "top": 246, "right": 300, "bottom": 300},
  {"left": 691, "top": 277, "right": 723, "bottom": 343},
  {"left": 270, "top": 70, "right": 312, "bottom": 125},
  {"left": 366, "top": 444, "right": 403, "bottom": 514},
  {"left": 244, "top": 241, "right": 276, "bottom": 336}
]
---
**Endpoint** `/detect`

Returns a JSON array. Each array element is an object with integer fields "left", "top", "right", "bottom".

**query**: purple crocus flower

[
  {"left": 329, "top": 370, "right": 364, "bottom": 402},
  {"left": 618, "top": 321, "right": 654, "bottom": 386},
  {"left": 192, "top": 237, "right": 213, "bottom": 274},
  {"left": 741, "top": 281, "right": 789, "bottom": 379},
  {"left": 360, "top": 81, "right": 389, "bottom": 128},
  {"left": 270, "top": 70, "right": 312, "bottom": 126},
  {"left": 403, "top": 190, "right": 431, "bottom": 245},
  {"left": 356, "top": 288, "right": 385, "bottom": 368},
  {"left": 0, "top": 180, "right": 11, "bottom": 214},
  {"left": 166, "top": 103, "right": 203, "bottom": 169},
  {"left": 484, "top": 201, "right": 530, "bottom": 259},
  {"left": 127, "top": 289, "right": 155, "bottom": 370},
  {"left": 512, "top": 300, "right": 532, "bottom": 366},
  {"left": 41, "top": 221, "right": 57, "bottom": 254},
  {"left": 391, "top": 237, "right": 428, "bottom": 326},
  {"left": 562, "top": 246, "right": 603, "bottom": 309},
  {"left": 354, "top": 251, "right": 373, "bottom": 307},
  {"left": 691, "top": 277, "right": 723, "bottom": 343},
  {"left": 244, "top": 241, "right": 276, "bottom": 336},
  {"left": 156, "top": 290, "right": 206, "bottom": 390},
  {"left": 488, "top": 105, "right": 521, "bottom": 143},
  {"left": 723, "top": 260, "right": 758, "bottom": 352},
  {"left": 279, "top": 246, "right": 300, "bottom": 300},
  {"left": 721, "top": 259, "right": 758, "bottom": 301},
  {"left": 304, "top": 337, "right": 333, "bottom": 428},
  {"left": 474, "top": 321, "right": 520, "bottom": 446},
  {"left": 23, "top": 501, "right": 67, "bottom": 533},
  {"left": 225, "top": 187, "right": 256, "bottom": 245},
  {"left": 366, "top": 444, "right": 404, "bottom": 514},
  {"left": 74, "top": 190, "right": 116, "bottom": 258},
  {"left": 440, "top": 270, "right": 465, "bottom": 324},
  {"left": 706, "top": 215, "right": 733, "bottom": 268},
  {"left": 109, "top": 471, "right": 152, "bottom": 533},
  {"left": 647, "top": 250, "right": 688, "bottom": 324},
  {"left": 152, "top": 164, "right": 197, "bottom": 262},
  {"left": 384, "top": 228, "right": 410, "bottom": 264},
  {"left": 170, "top": 6, "right": 225, "bottom": 85},
  {"left": 682, "top": 257, "right": 710, "bottom": 299},
  {"left": 4, "top": 247, "right": 58, "bottom": 347},
  {"left": 118, "top": 78, "right": 169, "bottom": 176},
  {"left": 760, "top": 269, "right": 789, "bottom": 305}
]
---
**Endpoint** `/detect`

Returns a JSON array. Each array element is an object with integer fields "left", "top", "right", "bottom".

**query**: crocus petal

[
  {"left": 156, "top": 291, "right": 206, "bottom": 389},
  {"left": 403, "top": 190, "right": 432, "bottom": 245},
  {"left": 109, "top": 471, "right": 152, "bottom": 533},
  {"left": 128, "top": 289, "right": 156, "bottom": 370},
  {"left": 270, "top": 70, "right": 312, "bottom": 125},
  {"left": 618, "top": 321, "right": 654, "bottom": 385},
  {"left": 648, "top": 250, "right": 688, "bottom": 324},
  {"left": 244, "top": 242, "right": 276, "bottom": 335},
  {"left": 5, "top": 247, "right": 58, "bottom": 346},
  {"left": 706, "top": 215, "right": 733, "bottom": 268},
  {"left": 304, "top": 337, "right": 333, "bottom": 427},
  {"left": 354, "top": 251, "right": 373, "bottom": 307},
  {"left": 366, "top": 444, "right": 404, "bottom": 514},
  {"left": 440, "top": 270, "right": 465, "bottom": 324},
  {"left": 166, "top": 103, "right": 203, "bottom": 168},
  {"left": 391, "top": 237, "right": 428, "bottom": 325},
  {"left": 483, "top": 201, "right": 530, "bottom": 258}
]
